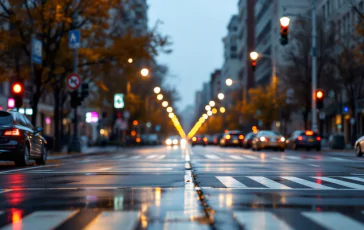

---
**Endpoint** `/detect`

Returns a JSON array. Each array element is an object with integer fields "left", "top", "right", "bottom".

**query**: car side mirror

[{"left": 35, "top": 127, "right": 43, "bottom": 133}]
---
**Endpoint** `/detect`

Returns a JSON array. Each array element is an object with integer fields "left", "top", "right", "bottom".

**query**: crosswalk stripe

[
  {"left": 205, "top": 154, "right": 220, "bottom": 159},
  {"left": 130, "top": 156, "right": 141, "bottom": 159},
  {"left": 229, "top": 155, "right": 244, "bottom": 160},
  {"left": 248, "top": 176, "right": 291, "bottom": 189},
  {"left": 146, "top": 155, "right": 157, "bottom": 159},
  {"left": 234, "top": 211, "right": 293, "bottom": 230},
  {"left": 302, "top": 212, "right": 364, "bottom": 230},
  {"left": 272, "top": 157, "right": 285, "bottom": 161},
  {"left": 216, "top": 176, "right": 247, "bottom": 188},
  {"left": 342, "top": 177, "right": 364, "bottom": 183},
  {"left": 157, "top": 155, "right": 166, "bottom": 159},
  {"left": 114, "top": 155, "right": 126, "bottom": 159},
  {"left": 313, "top": 177, "right": 364, "bottom": 189},
  {"left": 285, "top": 156, "right": 301, "bottom": 160},
  {"left": 329, "top": 157, "right": 350, "bottom": 161},
  {"left": 281, "top": 176, "right": 335, "bottom": 189},
  {"left": 243, "top": 155, "right": 258, "bottom": 160},
  {"left": 85, "top": 211, "right": 140, "bottom": 230},
  {"left": 0, "top": 211, "right": 78, "bottom": 230}
]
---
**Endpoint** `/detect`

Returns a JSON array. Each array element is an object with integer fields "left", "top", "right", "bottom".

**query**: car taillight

[
  {"left": 305, "top": 131, "right": 314, "bottom": 136},
  {"left": 4, "top": 129, "right": 20, "bottom": 136},
  {"left": 316, "top": 136, "right": 321, "bottom": 141},
  {"left": 297, "top": 136, "right": 303, "bottom": 141},
  {"left": 192, "top": 137, "right": 197, "bottom": 142},
  {"left": 226, "top": 134, "right": 231, "bottom": 140},
  {"left": 239, "top": 135, "right": 244, "bottom": 140},
  {"left": 203, "top": 137, "right": 207, "bottom": 142}
]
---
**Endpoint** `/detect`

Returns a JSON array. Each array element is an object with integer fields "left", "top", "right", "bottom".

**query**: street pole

[
  {"left": 69, "top": 0, "right": 81, "bottom": 152},
  {"left": 311, "top": 0, "right": 318, "bottom": 132}
]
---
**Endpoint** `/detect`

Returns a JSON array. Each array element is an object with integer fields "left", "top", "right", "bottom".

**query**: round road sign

[{"left": 66, "top": 73, "right": 81, "bottom": 90}]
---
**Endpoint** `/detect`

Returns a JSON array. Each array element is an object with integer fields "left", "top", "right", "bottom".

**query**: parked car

[
  {"left": 0, "top": 111, "right": 47, "bottom": 166},
  {"left": 355, "top": 136, "right": 364, "bottom": 156},
  {"left": 213, "top": 134, "right": 224, "bottom": 145},
  {"left": 243, "top": 132, "right": 256, "bottom": 149},
  {"left": 142, "top": 134, "right": 160, "bottom": 145},
  {"left": 252, "top": 130, "right": 285, "bottom": 151},
  {"left": 191, "top": 135, "right": 206, "bottom": 146},
  {"left": 204, "top": 135, "right": 214, "bottom": 145},
  {"left": 286, "top": 130, "right": 321, "bottom": 151},
  {"left": 220, "top": 131, "right": 244, "bottom": 147}
]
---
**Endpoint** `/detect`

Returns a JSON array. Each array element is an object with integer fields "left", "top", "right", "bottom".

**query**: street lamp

[
  {"left": 162, "top": 101, "right": 168, "bottom": 107},
  {"left": 205, "top": 105, "right": 211, "bottom": 111},
  {"left": 209, "top": 101, "right": 215, "bottom": 107},
  {"left": 203, "top": 114, "right": 208, "bottom": 119},
  {"left": 157, "top": 94, "right": 163, "bottom": 100},
  {"left": 167, "top": 107, "right": 173, "bottom": 113},
  {"left": 220, "top": 107, "right": 226, "bottom": 113},
  {"left": 207, "top": 111, "right": 213, "bottom": 116},
  {"left": 154, "top": 87, "right": 161, "bottom": 94},
  {"left": 141, "top": 68, "right": 149, "bottom": 77},
  {"left": 212, "top": 108, "right": 217, "bottom": 114},
  {"left": 280, "top": 16, "right": 290, "bottom": 27},
  {"left": 199, "top": 117, "right": 205, "bottom": 123},
  {"left": 218, "top": 93, "right": 225, "bottom": 100},
  {"left": 226, "top": 78, "right": 233, "bottom": 86},
  {"left": 249, "top": 51, "right": 259, "bottom": 61},
  {"left": 169, "top": 113, "right": 175, "bottom": 118},
  {"left": 128, "top": 58, "right": 133, "bottom": 63}
]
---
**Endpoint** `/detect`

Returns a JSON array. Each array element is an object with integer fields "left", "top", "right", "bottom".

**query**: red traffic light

[
  {"left": 12, "top": 83, "right": 23, "bottom": 94},
  {"left": 316, "top": 90, "right": 324, "bottom": 99},
  {"left": 252, "top": 61, "right": 256, "bottom": 67}
]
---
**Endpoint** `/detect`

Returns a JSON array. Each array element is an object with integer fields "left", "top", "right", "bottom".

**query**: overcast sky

[{"left": 148, "top": 0, "right": 238, "bottom": 110}]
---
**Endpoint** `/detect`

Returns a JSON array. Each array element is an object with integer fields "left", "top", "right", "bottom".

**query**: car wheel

[
  {"left": 15, "top": 144, "right": 30, "bottom": 166},
  {"left": 35, "top": 144, "right": 47, "bottom": 165},
  {"left": 356, "top": 145, "right": 363, "bottom": 157}
]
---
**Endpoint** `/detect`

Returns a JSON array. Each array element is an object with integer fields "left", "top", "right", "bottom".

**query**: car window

[
  {"left": 0, "top": 112, "right": 13, "bottom": 125},
  {"left": 14, "top": 113, "right": 26, "bottom": 127},
  {"left": 19, "top": 114, "right": 34, "bottom": 130}
]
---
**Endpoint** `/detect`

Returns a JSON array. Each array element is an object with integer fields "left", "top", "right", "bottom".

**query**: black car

[
  {"left": 243, "top": 132, "right": 256, "bottom": 148},
  {"left": 0, "top": 111, "right": 47, "bottom": 166},
  {"left": 213, "top": 133, "right": 224, "bottom": 145},
  {"left": 220, "top": 131, "right": 245, "bottom": 147},
  {"left": 286, "top": 130, "right": 321, "bottom": 151},
  {"left": 191, "top": 135, "right": 206, "bottom": 146}
]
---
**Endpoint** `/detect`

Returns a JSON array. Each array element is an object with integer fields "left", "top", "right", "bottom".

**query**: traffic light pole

[
  {"left": 311, "top": 0, "right": 318, "bottom": 132},
  {"left": 69, "top": 0, "right": 81, "bottom": 153}
]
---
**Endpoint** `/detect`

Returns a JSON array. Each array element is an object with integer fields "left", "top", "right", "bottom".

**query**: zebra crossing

[
  {"left": 201, "top": 154, "right": 357, "bottom": 162},
  {"left": 212, "top": 176, "right": 364, "bottom": 190},
  {"left": 0, "top": 209, "right": 364, "bottom": 230},
  {"left": 234, "top": 211, "right": 364, "bottom": 230}
]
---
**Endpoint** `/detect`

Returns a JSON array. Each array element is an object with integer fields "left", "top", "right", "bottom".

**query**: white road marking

[
  {"left": 243, "top": 155, "right": 258, "bottom": 160},
  {"left": 302, "top": 212, "right": 364, "bottom": 230},
  {"left": 313, "top": 177, "right": 364, "bottom": 189},
  {"left": 285, "top": 156, "right": 301, "bottom": 160},
  {"left": 281, "top": 176, "right": 334, "bottom": 189},
  {"left": 329, "top": 157, "right": 351, "bottom": 161},
  {"left": 205, "top": 154, "right": 220, "bottom": 159},
  {"left": 85, "top": 211, "right": 140, "bottom": 230},
  {"left": 1, "top": 211, "right": 78, "bottom": 230},
  {"left": 229, "top": 155, "right": 244, "bottom": 160},
  {"left": 272, "top": 157, "right": 285, "bottom": 161},
  {"left": 146, "top": 155, "right": 157, "bottom": 159},
  {"left": 0, "top": 164, "right": 61, "bottom": 174},
  {"left": 341, "top": 177, "right": 364, "bottom": 183},
  {"left": 185, "top": 170, "right": 193, "bottom": 187},
  {"left": 114, "top": 155, "right": 126, "bottom": 159},
  {"left": 216, "top": 176, "right": 247, "bottom": 188},
  {"left": 234, "top": 211, "right": 293, "bottom": 230},
  {"left": 248, "top": 176, "right": 291, "bottom": 189},
  {"left": 129, "top": 156, "right": 141, "bottom": 159},
  {"left": 157, "top": 155, "right": 166, "bottom": 159},
  {"left": 22, "top": 168, "right": 175, "bottom": 174},
  {"left": 307, "top": 164, "right": 319, "bottom": 167}
]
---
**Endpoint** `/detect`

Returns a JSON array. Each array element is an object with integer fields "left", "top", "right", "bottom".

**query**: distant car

[
  {"left": 204, "top": 135, "right": 214, "bottom": 145},
  {"left": 143, "top": 134, "right": 160, "bottom": 145},
  {"left": 165, "top": 135, "right": 180, "bottom": 146},
  {"left": 252, "top": 130, "right": 285, "bottom": 151},
  {"left": 286, "top": 130, "right": 321, "bottom": 151},
  {"left": 213, "top": 134, "right": 224, "bottom": 145},
  {"left": 220, "top": 131, "right": 244, "bottom": 147},
  {"left": 243, "top": 132, "right": 256, "bottom": 149},
  {"left": 0, "top": 111, "right": 47, "bottom": 166},
  {"left": 191, "top": 135, "right": 205, "bottom": 146},
  {"left": 355, "top": 136, "right": 364, "bottom": 156}
]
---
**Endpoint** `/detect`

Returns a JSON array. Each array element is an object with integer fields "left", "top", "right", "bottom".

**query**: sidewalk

[{"left": 48, "top": 146, "right": 120, "bottom": 160}]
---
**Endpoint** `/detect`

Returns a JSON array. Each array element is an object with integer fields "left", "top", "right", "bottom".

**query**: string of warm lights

[
  {"left": 153, "top": 87, "right": 187, "bottom": 139},
  {"left": 187, "top": 98, "right": 226, "bottom": 139}
]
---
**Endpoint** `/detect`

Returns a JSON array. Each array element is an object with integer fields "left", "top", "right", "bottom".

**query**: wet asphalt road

[{"left": 0, "top": 145, "right": 363, "bottom": 229}]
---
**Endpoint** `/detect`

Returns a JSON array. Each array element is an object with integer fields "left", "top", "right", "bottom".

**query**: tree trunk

[
  {"left": 31, "top": 91, "right": 40, "bottom": 126},
  {"left": 53, "top": 87, "right": 61, "bottom": 152}
]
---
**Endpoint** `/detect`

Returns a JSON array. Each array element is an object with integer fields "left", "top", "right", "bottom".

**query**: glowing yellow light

[
  {"left": 226, "top": 78, "right": 233, "bottom": 86},
  {"left": 209, "top": 101, "right": 215, "bottom": 107},
  {"left": 167, "top": 107, "right": 173, "bottom": 113},
  {"left": 218, "top": 93, "right": 225, "bottom": 100},
  {"left": 212, "top": 108, "right": 217, "bottom": 114},
  {"left": 220, "top": 107, "right": 226, "bottom": 113},
  {"left": 205, "top": 105, "right": 211, "bottom": 111},
  {"left": 141, "top": 68, "right": 149, "bottom": 77},
  {"left": 207, "top": 111, "right": 213, "bottom": 116},
  {"left": 154, "top": 87, "right": 161, "bottom": 94},
  {"left": 157, "top": 94, "right": 163, "bottom": 100},
  {"left": 169, "top": 113, "right": 175, "bottom": 118},
  {"left": 162, "top": 101, "right": 168, "bottom": 107},
  {"left": 128, "top": 58, "right": 133, "bottom": 63},
  {"left": 280, "top": 16, "right": 290, "bottom": 27},
  {"left": 250, "top": 51, "right": 259, "bottom": 60}
]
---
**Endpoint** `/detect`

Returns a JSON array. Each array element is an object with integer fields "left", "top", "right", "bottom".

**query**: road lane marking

[
  {"left": 146, "top": 155, "right": 157, "bottom": 159},
  {"left": 302, "top": 212, "right": 364, "bottom": 230},
  {"left": 234, "top": 211, "right": 293, "bottom": 230},
  {"left": 114, "top": 155, "right": 127, "bottom": 159},
  {"left": 281, "top": 176, "right": 334, "bottom": 189},
  {"left": 0, "top": 164, "right": 63, "bottom": 174},
  {"left": 341, "top": 177, "right": 364, "bottom": 183},
  {"left": 216, "top": 176, "right": 247, "bottom": 188},
  {"left": 1, "top": 210, "right": 78, "bottom": 230},
  {"left": 272, "top": 157, "right": 285, "bottom": 161},
  {"left": 285, "top": 156, "right": 301, "bottom": 160},
  {"left": 329, "top": 157, "right": 351, "bottom": 161},
  {"left": 229, "top": 155, "right": 244, "bottom": 160},
  {"left": 157, "top": 155, "right": 166, "bottom": 159},
  {"left": 247, "top": 176, "right": 291, "bottom": 189},
  {"left": 308, "top": 164, "right": 319, "bottom": 167},
  {"left": 313, "top": 177, "right": 364, "bottom": 189},
  {"left": 243, "top": 155, "right": 258, "bottom": 160},
  {"left": 205, "top": 154, "right": 220, "bottom": 159},
  {"left": 129, "top": 156, "right": 141, "bottom": 159},
  {"left": 85, "top": 211, "right": 140, "bottom": 230}
]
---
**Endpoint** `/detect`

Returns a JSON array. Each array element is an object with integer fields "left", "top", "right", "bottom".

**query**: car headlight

[
  {"left": 280, "top": 137, "right": 285, "bottom": 142},
  {"left": 166, "top": 139, "right": 172, "bottom": 145},
  {"left": 173, "top": 139, "right": 178, "bottom": 145},
  {"left": 260, "top": 137, "right": 266, "bottom": 142}
]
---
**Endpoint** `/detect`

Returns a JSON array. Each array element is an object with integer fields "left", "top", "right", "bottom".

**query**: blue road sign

[
  {"left": 31, "top": 37, "right": 42, "bottom": 64},
  {"left": 68, "top": 29, "right": 81, "bottom": 49}
]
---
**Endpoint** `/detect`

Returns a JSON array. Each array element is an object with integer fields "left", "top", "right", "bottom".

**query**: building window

[
  {"left": 230, "top": 46, "right": 237, "bottom": 52},
  {"left": 231, "top": 54, "right": 238, "bottom": 59}
]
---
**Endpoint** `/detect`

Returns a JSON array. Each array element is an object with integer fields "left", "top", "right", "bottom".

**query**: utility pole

[
  {"left": 311, "top": 0, "right": 318, "bottom": 132},
  {"left": 69, "top": 0, "right": 81, "bottom": 152}
]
